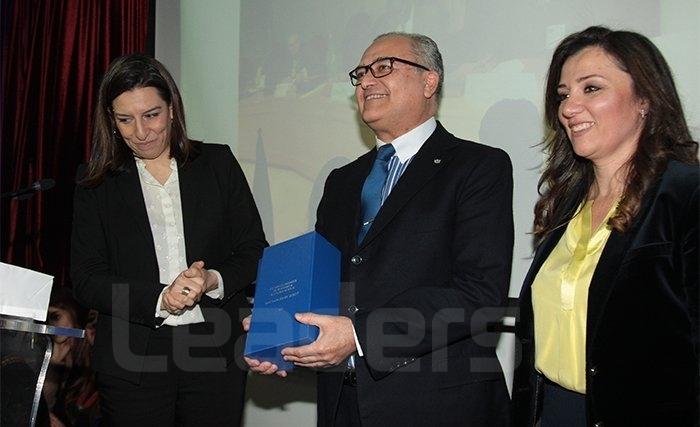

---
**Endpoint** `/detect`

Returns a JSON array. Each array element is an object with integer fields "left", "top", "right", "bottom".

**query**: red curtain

[{"left": 1, "top": 0, "right": 152, "bottom": 284}]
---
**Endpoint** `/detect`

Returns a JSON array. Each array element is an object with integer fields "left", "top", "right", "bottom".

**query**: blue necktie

[{"left": 357, "top": 144, "right": 395, "bottom": 244}]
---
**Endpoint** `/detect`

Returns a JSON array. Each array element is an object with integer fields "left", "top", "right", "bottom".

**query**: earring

[{"left": 640, "top": 109, "right": 647, "bottom": 119}]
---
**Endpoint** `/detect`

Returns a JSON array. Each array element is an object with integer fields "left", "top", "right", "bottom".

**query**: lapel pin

[{"left": 433, "top": 158, "right": 441, "bottom": 164}]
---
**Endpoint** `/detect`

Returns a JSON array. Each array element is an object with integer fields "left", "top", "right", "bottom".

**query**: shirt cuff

[
  {"left": 205, "top": 269, "right": 224, "bottom": 300},
  {"left": 155, "top": 287, "right": 170, "bottom": 326},
  {"left": 352, "top": 323, "right": 364, "bottom": 357}
]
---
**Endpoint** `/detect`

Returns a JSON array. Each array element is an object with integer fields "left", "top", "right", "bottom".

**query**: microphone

[{"left": 1, "top": 179, "right": 56, "bottom": 199}]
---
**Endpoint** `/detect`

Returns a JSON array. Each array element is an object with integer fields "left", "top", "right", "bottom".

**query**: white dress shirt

[
  {"left": 377, "top": 116, "right": 436, "bottom": 204},
  {"left": 376, "top": 116, "right": 436, "bottom": 161},
  {"left": 135, "top": 157, "right": 224, "bottom": 326}
]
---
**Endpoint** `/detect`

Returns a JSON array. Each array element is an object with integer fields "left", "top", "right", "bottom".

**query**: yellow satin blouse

[{"left": 532, "top": 199, "right": 617, "bottom": 393}]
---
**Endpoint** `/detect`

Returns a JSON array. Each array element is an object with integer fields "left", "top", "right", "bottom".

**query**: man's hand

[
  {"left": 281, "top": 313, "right": 356, "bottom": 368},
  {"left": 160, "top": 262, "right": 206, "bottom": 314},
  {"left": 241, "top": 314, "right": 288, "bottom": 377}
]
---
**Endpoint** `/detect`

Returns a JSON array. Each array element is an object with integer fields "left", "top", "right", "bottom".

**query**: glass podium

[{"left": 1, "top": 316, "right": 84, "bottom": 427}]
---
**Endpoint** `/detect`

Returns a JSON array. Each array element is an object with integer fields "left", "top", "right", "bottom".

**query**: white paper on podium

[{"left": 0, "top": 262, "right": 54, "bottom": 321}]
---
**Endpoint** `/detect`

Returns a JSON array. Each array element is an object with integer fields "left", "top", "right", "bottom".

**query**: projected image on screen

[
  {"left": 235, "top": 0, "right": 695, "bottom": 297},
  {"left": 165, "top": 1, "right": 700, "bottom": 425}
]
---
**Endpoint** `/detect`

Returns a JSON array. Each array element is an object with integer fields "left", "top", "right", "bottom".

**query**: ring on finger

[{"left": 181, "top": 286, "right": 191, "bottom": 297}]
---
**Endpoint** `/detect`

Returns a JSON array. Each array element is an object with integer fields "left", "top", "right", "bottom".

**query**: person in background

[
  {"left": 44, "top": 287, "right": 99, "bottom": 427},
  {"left": 71, "top": 54, "right": 266, "bottom": 426},
  {"left": 246, "top": 32, "right": 513, "bottom": 426},
  {"left": 513, "top": 26, "right": 699, "bottom": 426}
]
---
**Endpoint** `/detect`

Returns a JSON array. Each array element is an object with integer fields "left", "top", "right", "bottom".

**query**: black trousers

[
  {"left": 97, "top": 325, "right": 246, "bottom": 427},
  {"left": 330, "top": 377, "right": 509, "bottom": 427},
  {"left": 334, "top": 381, "right": 362, "bottom": 427},
  {"left": 541, "top": 380, "right": 587, "bottom": 427}
]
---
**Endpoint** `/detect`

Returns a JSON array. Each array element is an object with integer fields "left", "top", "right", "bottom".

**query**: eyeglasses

[{"left": 349, "top": 56, "right": 430, "bottom": 86}]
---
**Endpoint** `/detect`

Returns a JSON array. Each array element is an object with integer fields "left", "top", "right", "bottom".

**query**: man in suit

[{"left": 249, "top": 32, "right": 513, "bottom": 426}]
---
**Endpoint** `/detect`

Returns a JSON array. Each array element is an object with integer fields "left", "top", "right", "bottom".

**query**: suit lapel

[
  {"left": 178, "top": 157, "right": 203, "bottom": 263},
  {"left": 114, "top": 159, "right": 157, "bottom": 260},
  {"left": 343, "top": 151, "right": 375, "bottom": 251},
  {"left": 518, "top": 225, "right": 566, "bottom": 338},
  {"left": 359, "top": 124, "right": 457, "bottom": 249},
  {"left": 585, "top": 228, "right": 631, "bottom": 351},
  {"left": 586, "top": 178, "right": 661, "bottom": 350}
]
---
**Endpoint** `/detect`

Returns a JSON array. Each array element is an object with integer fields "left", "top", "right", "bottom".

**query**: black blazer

[
  {"left": 513, "top": 160, "right": 699, "bottom": 426},
  {"left": 315, "top": 123, "right": 514, "bottom": 426},
  {"left": 71, "top": 143, "right": 266, "bottom": 383}
]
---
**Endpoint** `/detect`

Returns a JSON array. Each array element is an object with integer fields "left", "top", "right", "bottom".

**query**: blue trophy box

[{"left": 244, "top": 231, "right": 340, "bottom": 370}]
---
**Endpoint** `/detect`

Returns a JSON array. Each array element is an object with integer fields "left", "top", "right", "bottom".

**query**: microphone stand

[{"left": 1, "top": 179, "right": 56, "bottom": 200}]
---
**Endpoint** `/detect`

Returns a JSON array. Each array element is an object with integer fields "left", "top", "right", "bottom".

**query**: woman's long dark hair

[
  {"left": 534, "top": 26, "right": 698, "bottom": 242},
  {"left": 81, "top": 54, "right": 192, "bottom": 186}
]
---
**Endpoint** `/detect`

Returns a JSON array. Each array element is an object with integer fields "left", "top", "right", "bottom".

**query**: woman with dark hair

[
  {"left": 44, "top": 288, "right": 99, "bottom": 427},
  {"left": 513, "top": 26, "right": 698, "bottom": 426},
  {"left": 71, "top": 54, "right": 266, "bottom": 426}
]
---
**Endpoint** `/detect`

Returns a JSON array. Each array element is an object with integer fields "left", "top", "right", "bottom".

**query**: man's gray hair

[{"left": 374, "top": 32, "right": 444, "bottom": 96}]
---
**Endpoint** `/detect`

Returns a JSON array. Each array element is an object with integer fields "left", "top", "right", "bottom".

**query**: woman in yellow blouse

[{"left": 513, "top": 26, "right": 698, "bottom": 426}]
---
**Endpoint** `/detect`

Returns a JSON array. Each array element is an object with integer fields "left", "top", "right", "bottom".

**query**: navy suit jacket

[
  {"left": 315, "top": 123, "right": 514, "bottom": 426},
  {"left": 71, "top": 143, "right": 266, "bottom": 384},
  {"left": 513, "top": 160, "right": 699, "bottom": 426}
]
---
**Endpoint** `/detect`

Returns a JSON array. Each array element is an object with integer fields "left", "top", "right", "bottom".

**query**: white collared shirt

[
  {"left": 135, "top": 157, "right": 223, "bottom": 326},
  {"left": 376, "top": 116, "right": 436, "bottom": 161},
  {"left": 376, "top": 117, "right": 436, "bottom": 204}
]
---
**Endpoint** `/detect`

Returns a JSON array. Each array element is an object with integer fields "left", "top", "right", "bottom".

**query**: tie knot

[{"left": 376, "top": 144, "right": 395, "bottom": 162}]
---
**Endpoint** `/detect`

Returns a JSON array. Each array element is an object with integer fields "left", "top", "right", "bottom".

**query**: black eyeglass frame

[{"left": 349, "top": 56, "right": 430, "bottom": 86}]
